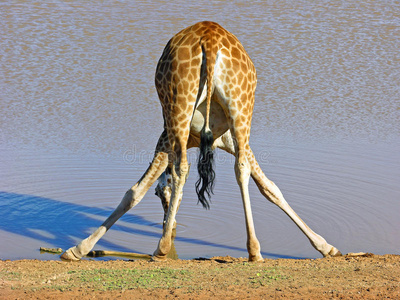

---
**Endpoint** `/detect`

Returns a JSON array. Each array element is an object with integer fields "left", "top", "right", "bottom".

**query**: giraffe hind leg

[
  {"left": 215, "top": 132, "right": 341, "bottom": 258},
  {"left": 153, "top": 128, "right": 191, "bottom": 260},
  {"left": 155, "top": 165, "right": 186, "bottom": 230},
  {"left": 234, "top": 152, "right": 263, "bottom": 261}
]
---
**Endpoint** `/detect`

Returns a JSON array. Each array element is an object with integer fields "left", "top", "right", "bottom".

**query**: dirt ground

[{"left": 1, "top": 253, "right": 399, "bottom": 299}]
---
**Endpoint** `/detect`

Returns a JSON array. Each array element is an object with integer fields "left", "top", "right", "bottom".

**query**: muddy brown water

[{"left": 0, "top": 1, "right": 399, "bottom": 260}]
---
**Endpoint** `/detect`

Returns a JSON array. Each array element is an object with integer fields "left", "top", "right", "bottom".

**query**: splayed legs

[
  {"left": 216, "top": 131, "right": 341, "bottom": 258},
  {"left": 248, "top": 149, "right": 341, "bottom": 257},
  {"left": 61, "top": 134, "right": 169, "bottom": 261}
]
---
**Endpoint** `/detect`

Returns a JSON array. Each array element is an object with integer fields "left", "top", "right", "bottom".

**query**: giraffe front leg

[
  {"left": 215, "top": 132, "right": 340, "bottom": 258},
  {"left": 248, "top": 148, "right": 341, "bottom": 257},
  {"left": 61, "top": 186, "right": 152, "bottom": 261},
  {"left": 61, "top": 134, "right": 169, "bottom": 261}
]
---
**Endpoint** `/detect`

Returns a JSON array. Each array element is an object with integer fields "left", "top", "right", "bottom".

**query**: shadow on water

[{"left": 0, "top": 191, "right": 304, "bottom": 260}]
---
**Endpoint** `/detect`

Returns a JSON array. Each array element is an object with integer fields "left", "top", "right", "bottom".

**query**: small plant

[{"left": 249, "top": 268, "right": 289, "bottom": 286}]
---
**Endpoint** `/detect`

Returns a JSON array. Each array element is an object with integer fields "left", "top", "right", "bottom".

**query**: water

[{"left": 0, "top": 1, "right": 399, "bottom": 260}]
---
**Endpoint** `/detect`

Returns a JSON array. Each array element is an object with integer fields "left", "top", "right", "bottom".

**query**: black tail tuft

[{"left": 195, "top": 129, "right": 215, "bottom": 209}]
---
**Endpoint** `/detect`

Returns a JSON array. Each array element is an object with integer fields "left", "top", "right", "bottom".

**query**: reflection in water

[{"left": 0, "top": 1, "right": 399, "bottom": 260}]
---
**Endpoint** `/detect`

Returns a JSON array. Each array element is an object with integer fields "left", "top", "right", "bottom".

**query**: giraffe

[{"left": 61, "top": 21, "right": 341, "bottom": 262}]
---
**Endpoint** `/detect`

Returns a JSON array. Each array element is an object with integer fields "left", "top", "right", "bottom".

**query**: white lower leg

[
  {"left": 279, "top": 200, "right": 341, "bottom": 256},
  {"left": 235, "top": 157, "right": 263, "bottom": 262},
  {"left": 217, "top": 137, "right": 341, "bottom": 257},
  {"left": 152, "top": 202, "right": 178, "bottom": 259},
  {"left": 153, "top": 162, "right": 188, "bottom": 260},
  {"left": 61, "top": 188, "right": 142, "bottom": 260},
  {"left": 245, "top": 147, "right": 341, "bottom": 257},
  {"left": 61, "top": 151, "right": 168, "bottom": 261},
  {"left": 253, "top": 172, "right": 341, "bottom": 257}
]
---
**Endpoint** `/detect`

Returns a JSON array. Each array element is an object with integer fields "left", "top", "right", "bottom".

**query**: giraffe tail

[
  {"left": 195, "top": 128, "right": 215, "bottom": 209},
  {"left": 195, "top": 36, "right": 218, "bottom": 209}
]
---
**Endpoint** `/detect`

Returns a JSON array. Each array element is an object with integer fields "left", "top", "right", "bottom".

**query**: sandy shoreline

[{"left": 1, "top": 254, "right": 399, "bottom": 299}]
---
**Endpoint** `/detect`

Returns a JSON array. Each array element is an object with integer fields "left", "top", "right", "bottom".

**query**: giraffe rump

[
  {"left": 195, "top": 129, "right": 215, "bottom": 209},
  {"left": 194, "top": 33, "right": 218, "bottom": 210}
]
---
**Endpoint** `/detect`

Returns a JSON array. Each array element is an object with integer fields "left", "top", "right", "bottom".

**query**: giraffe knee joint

[
  {"left": 122, "top": 189, "right": 139, "bottom": 210},
  {"left": 179, "top": 163, "right": 189, "bottom": 176},
  {"left": 235, "top": 161, "right": 251, "bottom": 179}
]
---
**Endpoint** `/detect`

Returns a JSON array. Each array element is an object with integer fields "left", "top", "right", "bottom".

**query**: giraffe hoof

[
  {"left": 60, "top": 248, "right": 81, "bottom": 261},
  {"left": 248, "top": 253, "right": 264, "bottom": 262},
  {"left": 150, "top": 254, "right": 167, "bottom": 262},
  {"left": 326, "top": 247, "right": 342, "bottom": 257}
]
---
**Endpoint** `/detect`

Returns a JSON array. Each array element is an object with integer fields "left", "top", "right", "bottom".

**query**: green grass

[
  {"left": 69, "top": 264, "right": 289, "bottom": 291},
  {"left": 0, "top": 270, "right": 21, "bottom": 281},
  {"left": 249, "top": 268, "right": 290, "bottom": 286},
  {"left": 1, "top": 262, "right": 290, "bottom": 292},
  {"left": 75, "top": 268, "right": 193, "bottom": 290}
]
